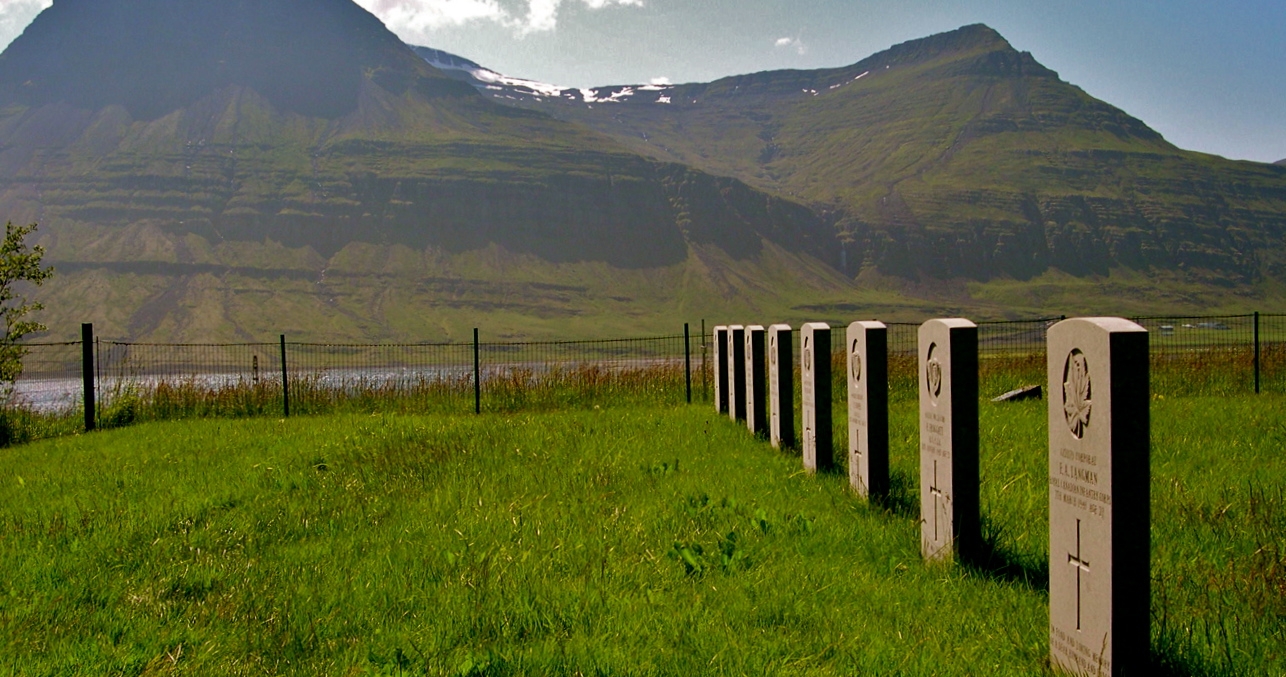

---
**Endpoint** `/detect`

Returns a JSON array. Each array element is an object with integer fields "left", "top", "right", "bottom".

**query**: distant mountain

[
  {"left": 0, "top": 0, "right": 473, "bottom": 120},
  {"left": 1276, "top": 159, "right": 1286, "bottom": 167},
  {"left": 0, "top": 0, "right": 845, "bottom": 341},
  {"left": 436, "top": 25, "right": 1286, "bottom": 284}
]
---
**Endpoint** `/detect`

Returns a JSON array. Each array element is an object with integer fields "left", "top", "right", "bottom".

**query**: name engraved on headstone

[
  {"left": 713, "top": 326, "right": 728, "bottom": 415},
  {"left": 768, "top": 324, "right": 795, "bottom": 450},
  {"left": 745, "top": 325, "right": 767, "bottom": 438},
  {"left": 918, "top": 319, "right": 979, "bottom": 563},
  {"left": 847, "top": 321, "right": 889, "bottom": 500},
  {"left": 1048, "top": 318, "right": 1150, "bottom": 677},
  {"left": 728, "top": 326, "right": 747, "bottom": 422}
]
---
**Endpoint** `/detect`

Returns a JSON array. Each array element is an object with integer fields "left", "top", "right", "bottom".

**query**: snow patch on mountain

[
  {"left": 413, "top": 45, "right": 674, "bottom": 106},
  {"left": 416, "top": 45, "right": 572, "bottom": 98}
]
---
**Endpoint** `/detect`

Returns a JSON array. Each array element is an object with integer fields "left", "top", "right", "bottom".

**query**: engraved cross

[
  {"left": 929, "top": 460, "right": 947, "bottom": 542},
  {"left": 1068, "top": 518, "right": 1091, "bottom": 630}
]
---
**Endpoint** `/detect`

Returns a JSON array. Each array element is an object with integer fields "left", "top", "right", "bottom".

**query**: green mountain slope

[
  {"left": 503, "top": 25, "right": 1286, "bottom": 284},
  {"left": 0, "top": 0, "right": 855, "bottom": 341}
]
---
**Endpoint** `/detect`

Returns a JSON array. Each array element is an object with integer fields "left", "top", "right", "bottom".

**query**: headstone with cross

[
  {"left": 847, "top": 321, "right": 889, "bottom": 500},
  {"left": 918, "top": 319, "right": 980, "bottom": 563},
  {"left": 745, "top": 325, "right": 768, "bottom": 438},
  {"left": 713, "top": 326, "right": 728, "bottom": 414},
  {"left": 1048, "top": 318, "right": 1150, "bottom": 677},
  {"left": 728, "top": 325, "right": 747, "bottom": 422},
  {"left": 801, "top": 322, "right": 833, "bottom": 472},
  {"left": 768, "top": 324, "right": 795, "bottom": 450}
]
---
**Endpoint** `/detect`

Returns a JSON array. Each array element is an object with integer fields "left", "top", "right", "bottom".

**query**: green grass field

[{"left": 1, "top": 386, "right": 1282, "bottom": 675}]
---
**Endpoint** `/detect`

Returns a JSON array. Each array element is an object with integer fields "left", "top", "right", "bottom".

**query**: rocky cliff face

[
  {"left": 491, "top": 24, "right": 1286, "bottom": 284},
  {"left": 0, "top": 0, "right": 839, "bottom": 271}
]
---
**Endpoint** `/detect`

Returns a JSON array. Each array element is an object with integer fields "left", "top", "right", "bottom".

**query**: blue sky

[{"left": 1, "top": 0, "right": 1282, "bottom": 163}]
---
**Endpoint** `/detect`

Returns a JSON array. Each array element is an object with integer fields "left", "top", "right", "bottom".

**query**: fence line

[{"left": 8, "top": 314, "right": 1285, "bottom": 419}]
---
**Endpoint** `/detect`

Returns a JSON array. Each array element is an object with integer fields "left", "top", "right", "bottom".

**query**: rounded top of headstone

[
  {"left": 921, "top": 318, "right": 977, "bottom": 331},
  {"left": 769, "top": 323, "right": 793, "bottom": 331},
  {"left": 747, "top": 325, "right": 766, "bottom": 331},
  {"left": 848, "top": 320, "right": 888, "bottom": 331},
  {"left": 729, "top": 325, "right": 746, "bottom": 330},
  {"left": 802, "top": 322, "right": 831, "bottom": 331},
  {"left": 1052, "top": 317, "right": 1147, "bottom": 335}
]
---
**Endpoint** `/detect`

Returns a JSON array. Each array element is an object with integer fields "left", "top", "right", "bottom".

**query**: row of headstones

[{"left": 712, "top": 319, "right": 1149, "bottom": 677}]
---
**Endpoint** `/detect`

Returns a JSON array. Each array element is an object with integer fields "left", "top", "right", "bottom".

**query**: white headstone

[
  {"left": 728, "top": 326, "right": 746, "bottom": 422},
  {"left": 801, "top": 323, "right": 833, "bottom": 472},
  {"left": 713, "top": 326, "right": 728, "bottom": 414},
  {"left": 745, "top": 325, "right": 767, "bottom": 437},
  {"left": 1048, "top": 318, "right": 1150, "bottom": 677},
  {"left": 918, "top": 318, "right": 980, "bottom": 563},
  {"left": 768, "top": 324, "right": 795, "bottom": 450},
  {"left": 847, "top": 321, "right": 889, "bottom": 500}
]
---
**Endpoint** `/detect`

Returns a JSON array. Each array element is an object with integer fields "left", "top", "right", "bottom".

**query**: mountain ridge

[
  {"left": 438, "top": 25, "right": 1286, "bottom": 284},
  {"left": 0, "top": 11, "right": 1278, "bottom": 341},
  {"left": 0, "top": 0, "right": 481, "bottom": 120},
  {"left": 0, "top": 0, "right": 856, "bottom": 341}
]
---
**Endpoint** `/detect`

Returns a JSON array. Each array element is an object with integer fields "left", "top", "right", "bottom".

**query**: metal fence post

[
  {"left": 1254, "top": 311, "right": 1261, "bottom": 394},
  {"left": 81, "top": 323, "right": 95, "bottom": 432},
  {"left": 474, "top": 328, "right": 481, "bottom": 414},
  {"left": 684, "top": 323, "right": 692, "bottom": 404},
  {"left": 280, "top": 334, "right": 290, "bottom": 418}
]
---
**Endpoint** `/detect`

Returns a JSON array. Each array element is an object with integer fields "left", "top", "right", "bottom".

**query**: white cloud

[
  {"left": 356, "top": 0, "right": 506, "bottom": 31},
  {"left": 774, "top": 35, "right": 806, "bottom": 56},
  {"left": 0, "top": 0, "right": 50, "bottom": 51},
  {"left": 356, "top": 0, "right": 643, "bottom": 36}
]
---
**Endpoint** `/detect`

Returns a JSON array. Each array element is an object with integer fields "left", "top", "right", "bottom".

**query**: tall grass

[
  {"left": 82, "top": 363, "right": 689, "bottom": 428},
  {"left": 0, "top": 345, "right": 1277, "bottom": 449},
  {"left": 0, "top": 394, "right": 1282, "bottom": 674}
]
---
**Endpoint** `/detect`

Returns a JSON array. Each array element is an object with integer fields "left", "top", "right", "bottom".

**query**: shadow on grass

[
  {"left": 871, "top": 469, "right": 919, "bottom": 519},
  {"left": 868, "top": 470, "right": 1051, "bottom": 592},
  {"left": 1148, "top": 623, "right": 1242, "bottom": 677},
  {"left": 962, "top": 517, "right": 1050, "bottom": 592},
  {"left": 1148, "top": 653, "right": 1216, "bottom": 677}
]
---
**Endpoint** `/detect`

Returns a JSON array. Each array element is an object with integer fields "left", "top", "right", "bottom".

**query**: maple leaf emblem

[
  {"left": 925, "top": 342, "right": 942, "bottom": 400},
  {"left": 1063, "top": 349, "right": 1092, "bottom": 438}
]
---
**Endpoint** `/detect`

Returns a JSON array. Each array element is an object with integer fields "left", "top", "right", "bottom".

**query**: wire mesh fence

[
  {"left": 8, "top": 342, "right": 82, "bottom": 412},
  {"left": 849, "top": 318, "right": 1060, "bottom": 358},
  {"left": 1263, "top": 313, "right": 1286, "bottom": 393},
  {"left": 698, "top": 315, "right": 1286, "bottom": 401},
  {"left": 9, "top": 331, "right": 703, "bottom": 420},
  {"left": 8, "top": 314, "right": 1285, "bottom": 423}
]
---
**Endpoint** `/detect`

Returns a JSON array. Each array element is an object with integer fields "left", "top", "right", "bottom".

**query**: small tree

[{"left": 0, "top": 222, "right": 53, "bottom": 393}]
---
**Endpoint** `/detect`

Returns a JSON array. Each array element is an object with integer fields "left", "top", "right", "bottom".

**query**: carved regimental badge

[
  {"left": 803, "top": 336, "right": 812, "bottom": 372},
  {"left": 770, "top": 335, "right": 778, "bottom": 366},
  {"left": 925, "top": 342, "right": 942, "bottom": 402},
  {"left": 1063, "top": 349, "right": 1092, "bottom": 438},
  {"left": 850, "top": 339, "right": 863, "bottom": 382}
]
